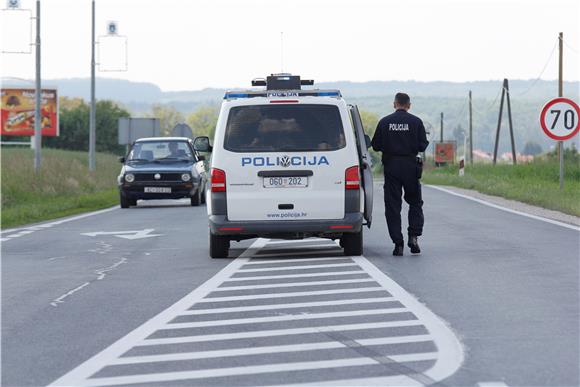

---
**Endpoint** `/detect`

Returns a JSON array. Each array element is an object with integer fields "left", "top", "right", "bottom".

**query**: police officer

[{"left": 372, "top": 93, "right": 429, "bottom": 256}]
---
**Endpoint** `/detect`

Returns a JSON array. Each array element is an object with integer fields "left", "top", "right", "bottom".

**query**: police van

[{"left": 194, "top": 74, "right": 373, "bottom": 258}]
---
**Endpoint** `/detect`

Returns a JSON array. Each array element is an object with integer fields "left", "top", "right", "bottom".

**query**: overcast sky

[{"left": 1, "top": 0, "right": 579, "bottom": 91}]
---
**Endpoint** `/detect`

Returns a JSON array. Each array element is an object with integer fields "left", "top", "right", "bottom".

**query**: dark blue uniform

[{"left": 371, "top": 109, "right": 429, "bottom": 245}]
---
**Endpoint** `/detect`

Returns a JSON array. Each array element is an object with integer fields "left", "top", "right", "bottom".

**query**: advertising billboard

[
  {"left": 1, "top": 88, "right": 59, "bottom": 136},
  {"left": 434, "top": 142, "right": 455, "bottom": 164}
]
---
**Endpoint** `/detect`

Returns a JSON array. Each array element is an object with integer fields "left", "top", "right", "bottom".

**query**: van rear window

[{"left": 224, "top": 104, "right": 346, "bottom": 153}]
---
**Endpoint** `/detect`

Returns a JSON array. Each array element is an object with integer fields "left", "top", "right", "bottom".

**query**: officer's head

[{"left": 394, "top": 93, "right": 411, "bottom": 111}]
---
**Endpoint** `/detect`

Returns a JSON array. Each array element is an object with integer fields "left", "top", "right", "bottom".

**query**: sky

[{"left": 1, "top": 0, "right": 579, "bottom": 91}]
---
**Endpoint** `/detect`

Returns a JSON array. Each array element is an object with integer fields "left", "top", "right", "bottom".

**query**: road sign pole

[
  {"left": 89, "top": 0, "right": 96, "bottom": 171},
  {"left": 33, "top": 0, "right": 41, "bottom": 173},
  {"left": 440, "top": 112, "right": 443, "bottom": 142},
  {"left": 469, "top": 90, "right": 473, "bottom": 164},
  {"left": 558, "top": 32, "right": 563, "bottom": 190}
]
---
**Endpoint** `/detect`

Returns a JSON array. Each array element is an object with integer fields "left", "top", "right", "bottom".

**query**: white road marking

[
  {"left": 478, "top": 382, "right": 509, "bottom": 387},
  {"left": 50, "top": 282, "right": 91, "bottom": 307},
  {"left": 112, "top": 334, "right": 433, "bottom": 365},
  {"left": 78, "top": 354, "right": 440, "bottom": 386},
  {"left": 237, "top": 262, "right": 359, "bottom": 272},
  {"left": 164, "top": 308, "right": 409, "bottom": 329},
  {"left": 428, "top": 185, "right": 580, "bottom": 231},
  {"left": 0, "top": 206, "right": 119, "bottom": 241},
  {"left": 180, "top": 297, "right": 397, "bottom": 315},
  {"left": 215, "top": 278, "right": 377, "bottom": 291},
  {"left": 50, "top": 237, "right": 464, "bottom": 387},
  {"left": 81, "top": 229, "right": 163, "bottom": 240},
  {"left": 197, "top": 286, "right": 384, "bottom": 302},
  {"left": 227, "top": 270, "right": 365, "bottom": 281},
  {"left": 245, "top": 256, "right": 349, "bottom": 264},
  {"left": 50, "top": 257, "right": 128, "bottom": 307},
  {"left": 139, "top": 320, "right": 425, "bottom": 346},
  {"left": 95, "top": 258, "right": 128, "bottom": 280}
]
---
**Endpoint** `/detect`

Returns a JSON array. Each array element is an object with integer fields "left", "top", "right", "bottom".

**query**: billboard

[
  {"left": 1, "top": 88, "right": 59, "bottom": 137},
  {"left": 434, "top": 142, "right": 456, "bottom": 164},
  {"left": 118, "top": 117, "right": 160, "bottom": 145}
]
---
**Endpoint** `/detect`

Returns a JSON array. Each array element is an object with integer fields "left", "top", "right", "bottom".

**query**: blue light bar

[{"left": 224, "top": 90, "right": 342, "bottom": 99}]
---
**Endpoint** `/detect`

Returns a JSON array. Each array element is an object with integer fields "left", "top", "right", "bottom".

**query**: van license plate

[
  {"left": 144, "top": 187, "right": 172, "bottom": 193},
  {"left": 264, "top": 177, "right": 307, "bottom": 188}
]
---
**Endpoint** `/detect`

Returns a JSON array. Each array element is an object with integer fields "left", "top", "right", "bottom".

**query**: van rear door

[
  {"left": 349, "top": 105, "right": 373, "bottom": 227},
  {"left": 222, "top": 103, "right": 350, "bottom": 222}
]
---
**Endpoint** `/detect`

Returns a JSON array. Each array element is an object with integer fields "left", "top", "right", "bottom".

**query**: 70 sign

[{"left": 540, "top": 98, "right": 580, "bottom": 141}]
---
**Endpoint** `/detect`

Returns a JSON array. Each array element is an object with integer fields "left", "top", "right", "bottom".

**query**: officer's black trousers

[{"left": 383, "top": 158, "right": 424, "bottom": 245}]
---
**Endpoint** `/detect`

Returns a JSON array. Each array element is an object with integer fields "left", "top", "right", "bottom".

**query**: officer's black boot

[
  {"left": 408, "top": 236, "right": 421, "bottom": 254},
  {"left": 392, "top": 243, "right": 404, "bottom": 256}
]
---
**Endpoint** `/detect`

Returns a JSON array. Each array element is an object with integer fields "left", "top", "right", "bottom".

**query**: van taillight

[
  {"left": 211, "top": 168, "right": 226, "bottom": 192},
  {"left": 345, "top": 166, "right": 360, "bottom": 190}
]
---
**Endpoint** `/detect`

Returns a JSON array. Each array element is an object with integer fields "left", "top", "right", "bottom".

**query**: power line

[{"left": 511, "top": 38, "right": 558, "bottom": 97}]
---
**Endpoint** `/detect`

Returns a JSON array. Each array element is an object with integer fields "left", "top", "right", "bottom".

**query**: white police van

[{"left": 194, "top": 74, "right": 373, "bottom": 258}]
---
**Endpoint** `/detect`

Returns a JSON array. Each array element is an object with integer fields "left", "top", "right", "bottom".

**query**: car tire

[
  {"left": 190, "top": 189, "right": 201, "bottom": 206},
  {"left": 201, "top": 187, "right": 206, "bottom": 205},
  {"left": 342, "top": 230, "right": 363, "bottom": 256},
  {"left": 209, "top": 232, "right": 230, "bottom": 258},
  {"left": 120, "top": 193, "right": 130, "bottom": 209}
]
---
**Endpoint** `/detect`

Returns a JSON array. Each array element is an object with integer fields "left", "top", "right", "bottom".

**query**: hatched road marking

[{"left": 50, "top": 238, "right": 464, "bottom": 386}]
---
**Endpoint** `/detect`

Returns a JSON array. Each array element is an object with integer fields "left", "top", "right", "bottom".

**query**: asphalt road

[{"left": 2, "top": 185, "right": 578, "bottom": 387}]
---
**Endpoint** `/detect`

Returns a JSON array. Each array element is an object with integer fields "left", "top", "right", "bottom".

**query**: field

[
  {"left": 422, "top": 160, "right": 580, "bottom": 217},
  {"left": 1, "top": 148, "right": 120, "bottom": 228}
]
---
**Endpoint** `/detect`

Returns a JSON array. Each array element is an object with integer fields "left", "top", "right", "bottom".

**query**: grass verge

[
  {"left": 422, "top": 160, "right": 580, "bottom": 217},
  {"left": 1, "top": 148, "right": 120, "bottom": 229}
]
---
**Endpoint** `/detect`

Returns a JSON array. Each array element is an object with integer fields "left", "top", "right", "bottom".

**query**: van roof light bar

[{"left": 250, "top": 74, "right": 315, "bottom": 91}]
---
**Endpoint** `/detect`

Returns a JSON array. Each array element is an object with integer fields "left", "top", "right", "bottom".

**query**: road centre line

[
  {"left": 427, "top": 185, "right": 580, "bottom": 231},
  {"left": 164, "top": 308, "right": 409, "bottom": 329},
  {"left": 245, "top": 256, "right": 350, "bottom": 264},
  {"left": 112, "top": 334, "right": 434, "bottom": 365},
  {"left": 227, "top": 270, "right": 365, "bottom": 281},
  {"left": 139, "top": 320, "right": 424, "bottom": 346},
  {"left": 79, "top": 353, "right": 440, "bottom": 387},
  {"left": 197, "top": 286, "right": 384, "bottom": 302},
  {"left": 237, "top": 262, "right": 359, "bottom": 272},
  {"left": 181, "top": 297, "right": 398, "bottom": 315},
  {"left": 215, "top": 278, "right": 377, "bottom": 291}
]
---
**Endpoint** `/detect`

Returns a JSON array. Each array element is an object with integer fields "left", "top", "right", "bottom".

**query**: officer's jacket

[{"left": 371, "top": 109, "right": 429, "bottom": 163}]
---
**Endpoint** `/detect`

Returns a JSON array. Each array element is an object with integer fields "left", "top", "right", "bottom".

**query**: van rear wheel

[
  {"left": 209, "top": 232, "right": 230, "bottom": 258},
  {"left": 342, "top": 230, "right": 363, "bottom": 256}
]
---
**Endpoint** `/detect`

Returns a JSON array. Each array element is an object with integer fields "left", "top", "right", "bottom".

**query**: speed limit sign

[{"left": 540, "top": 98, "right": 580, "bottom": 141}]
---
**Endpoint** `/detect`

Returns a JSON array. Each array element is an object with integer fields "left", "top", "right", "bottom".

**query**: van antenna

[{"left": 280, "top": 31, "right": 284, "bottom": 73}]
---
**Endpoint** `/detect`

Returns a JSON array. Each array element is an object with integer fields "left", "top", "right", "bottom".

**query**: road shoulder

[{"left": 427, "top": 184, "right": 580, "bottom": 228}]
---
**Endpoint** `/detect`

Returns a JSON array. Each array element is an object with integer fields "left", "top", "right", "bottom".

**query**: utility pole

[
  {"left": 440, "top": 112, "right": 444, "bottom": 142},
  {"left": 558, "top": 32, "right": 564, "bottom": 190},
  {"left": 33, "top": 0, "right": 41, "bottom": 172},
  {"left": 469, "top": 90, "right": 473, "bottom": 164},
  {"left": 89, "top": 0, "right": 96, "bottom": 171}
]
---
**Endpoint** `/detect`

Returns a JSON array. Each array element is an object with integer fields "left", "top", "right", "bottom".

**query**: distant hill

[
  {"left": 3, "top": 77, "right": 579, "bottom": 110},
  {"left": 3, "top": 77, "right": 579, "bottom": 154}
]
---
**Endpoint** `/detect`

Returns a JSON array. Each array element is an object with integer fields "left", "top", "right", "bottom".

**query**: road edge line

[{"left": 426, "top": 185, "right": 580, "bottom": 232}]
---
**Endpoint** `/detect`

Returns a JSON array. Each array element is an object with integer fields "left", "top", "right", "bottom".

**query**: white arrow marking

[{"left": 81, "top": 229, "right": 162, "bottom": 240}]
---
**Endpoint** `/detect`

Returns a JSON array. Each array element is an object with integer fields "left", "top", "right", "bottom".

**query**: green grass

[
  {"left": 422, "top": 160, "right": 580, "bottom": 216},
  {"left": 1, "top": 148, "right": 121, "bottom": 228}
]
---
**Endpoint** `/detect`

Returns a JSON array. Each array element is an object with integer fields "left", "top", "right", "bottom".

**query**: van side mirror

[
  {"left": 194, "top": 136, "right": 212, "bottom": 152},
  {"left": 364, "top": 134, "right": 372, "bottom": 149},
  {"left": 118, "top": 156, "right": 126, "bottom": 163}
]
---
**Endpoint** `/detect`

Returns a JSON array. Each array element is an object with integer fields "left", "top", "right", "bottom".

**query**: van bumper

[{"left": 209, "top": 213, "right": 363, "bottom": 239}]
